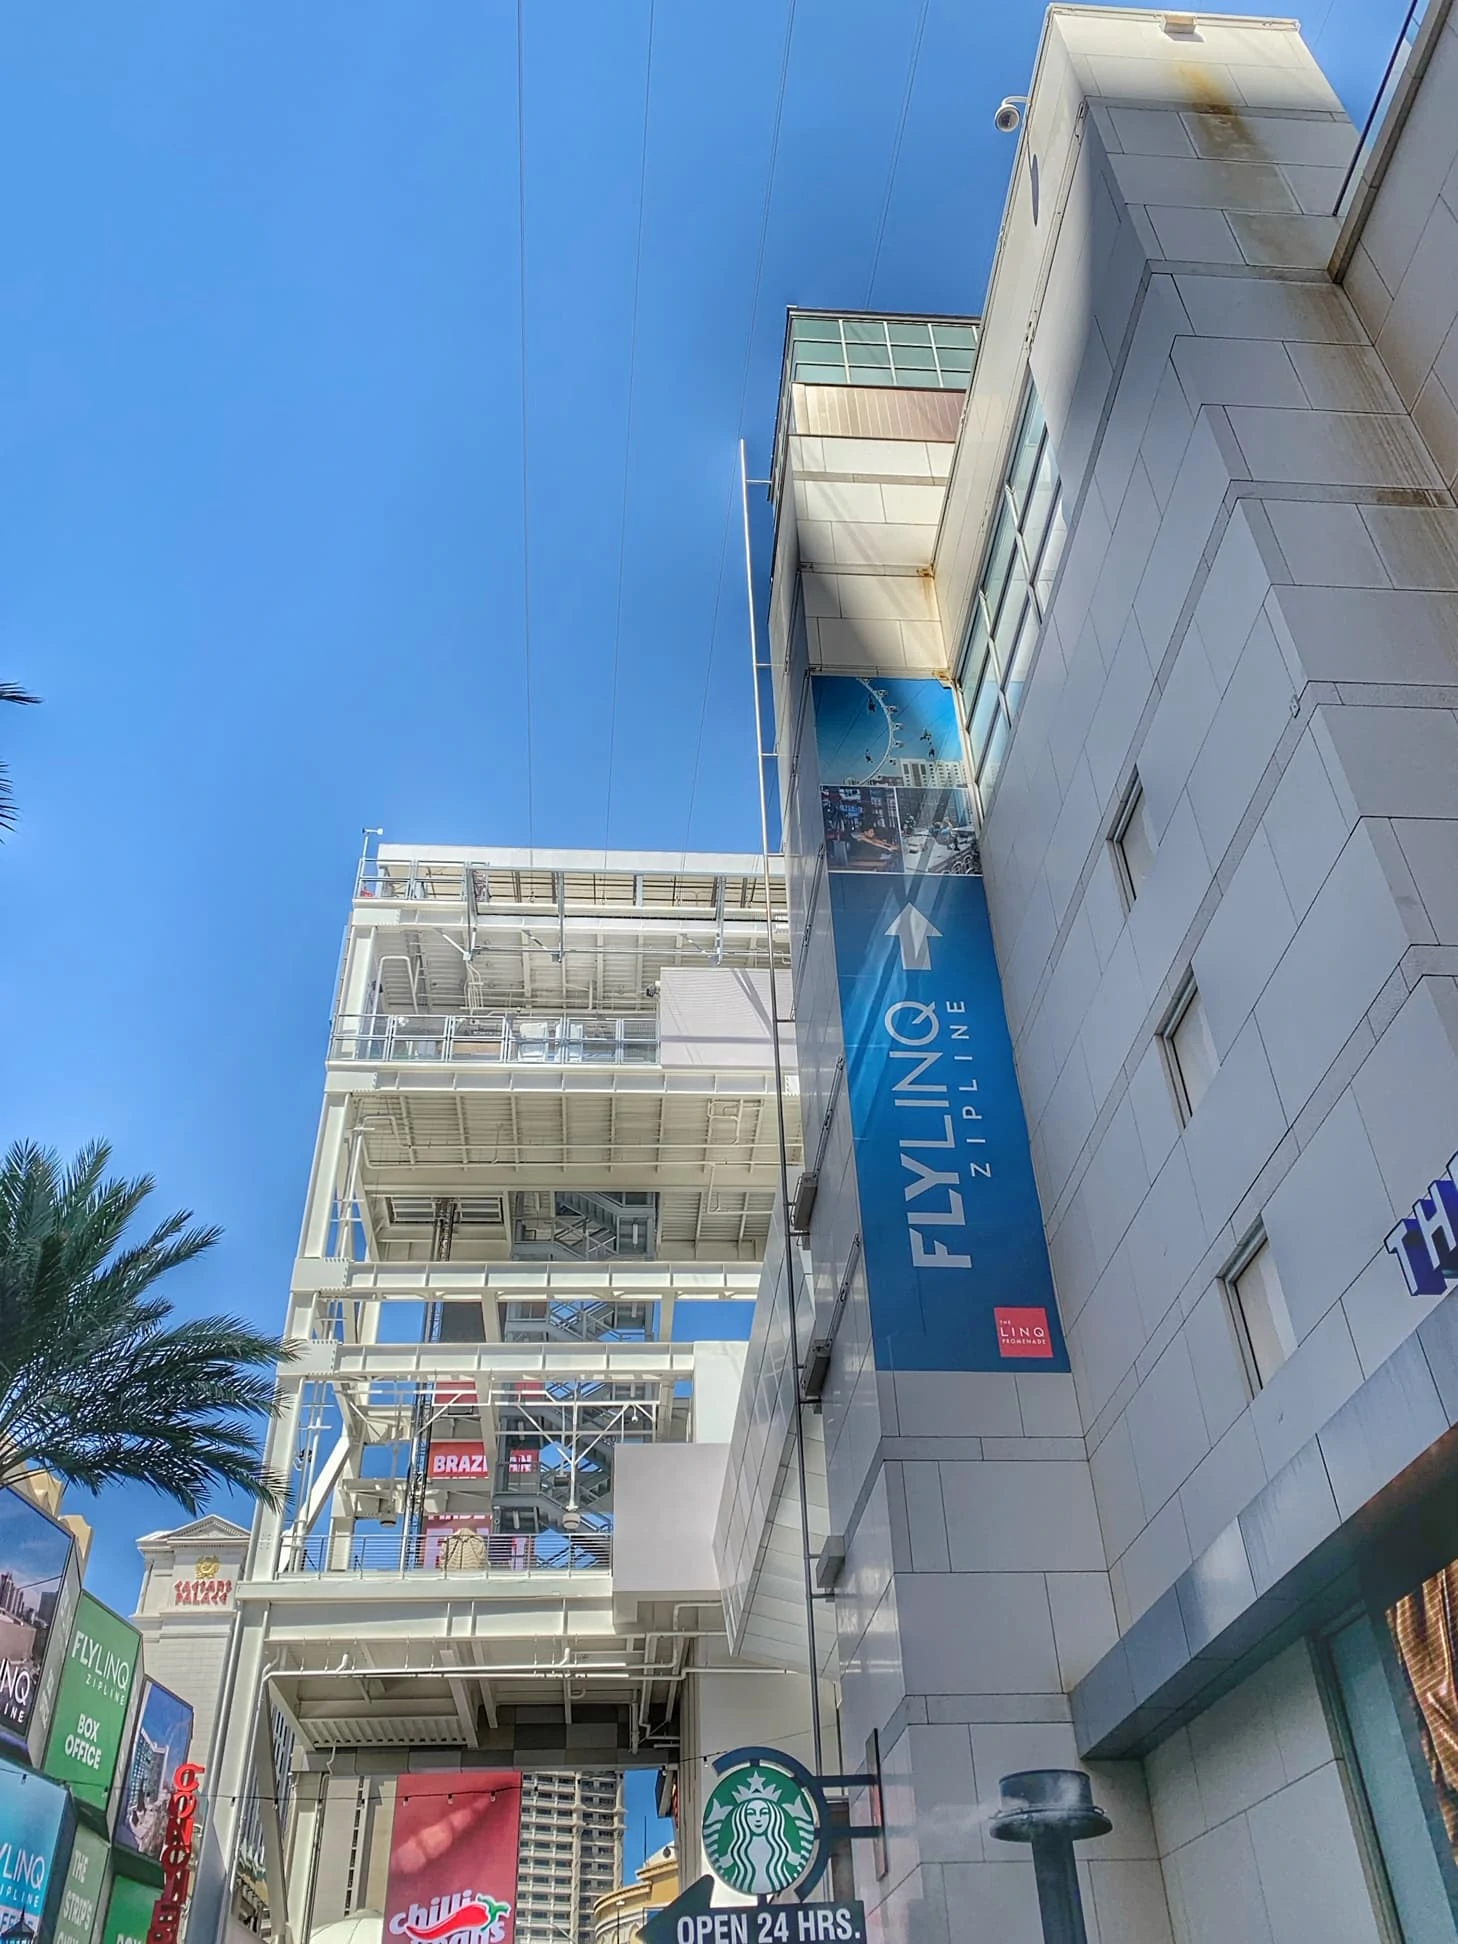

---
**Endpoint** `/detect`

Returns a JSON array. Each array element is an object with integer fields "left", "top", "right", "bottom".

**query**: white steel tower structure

[{"left": 192, "top": 844, "right": 799, "bottom": 1944}]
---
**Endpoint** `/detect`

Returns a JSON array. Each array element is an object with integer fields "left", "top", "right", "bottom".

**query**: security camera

[{"left": 994, "top": 96, "right": 1026, "bottom": 133}]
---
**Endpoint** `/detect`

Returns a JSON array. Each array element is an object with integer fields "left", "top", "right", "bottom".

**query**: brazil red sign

[{"left": 426, "top": 1443, "right": 489, "bottom": 1482}]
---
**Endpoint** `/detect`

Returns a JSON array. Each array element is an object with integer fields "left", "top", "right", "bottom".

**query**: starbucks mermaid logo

[{"left": 702, "top": 1761, "right": 821, "bottom": 1898}]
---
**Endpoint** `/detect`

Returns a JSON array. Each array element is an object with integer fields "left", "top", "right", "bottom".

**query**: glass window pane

[
  {"left": 993, "top": 552, "right": 1031, "bottom": 657},
  {"left": 936, "top": 348, "right": 976, "bottom": 374},
  {"left": 1007, "top": 418, "right": 1045, "bottom": 522},
  {"left": 1020, "top": 383, "right": 1045, "bottom": 445},
  {"left": 1004, "top": 600, "right": 1041, "bottom": 720},
  {"left": 1118, "top": 788, "right": 1155, "bottom": 900},
  {"left": 1172, "top": 988, "right": 1220, "bottom": 1118},
  {"left": 958, "top": 607, "right": 990, "bottom": 718},
  {"left": 931, "top": 324, "right": 978, "bottom": 349},
  {"left": 1035, "top": 501, "right": 1068, "bottom": 612},
  {"left": 792, "top": 317, "right": 841, "bottom": 341},
  {"left": 795, "top": 363, "right": 848, "bottom": 386},
  {"left": 979, "top": 705, "right": 1010, "bottom": 800},
  {"left": 847, "top": 340, "right": 891, "bottom": 369},
  {"left": 981, "top": 505, "right": 1018, "bottom": 634},
  {"left": 898, "top": 368, "right": 944, "bottom": 389},
  {"left": 968, "top": 663, "right": 1001, "bottom": 765},
  {"left": 844, "top": 319, "right": 889, "bottom": 343},
  {"left": 1022, "top": 443, "right": 1058, "bottom": 563},
  {"left": 1233, "top": 1242, "right": 1296, "bottom": 1383},
  {"left": 887, "top": 324, "right": 934, "bottom": 347},
  {"left": 889, "top": 343, "right": 937, "bottom": 370},
  {"left": 1330, "top": 1613, "right": 1458, "bottom": 1944}
]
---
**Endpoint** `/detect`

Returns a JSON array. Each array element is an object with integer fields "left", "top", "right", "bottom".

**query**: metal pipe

[
  {"left": 261, "top": 1657, "right": 790, "bottom": 1682},
  {"left": 988, "top": 1769, "right": 1111, "bottom": 1944},
  {"left": 740, "top": 435, "right": 824, "bottom": 1774},
  {"left": 1029, "top": 1834, "right": 1086, "bottom": 1944}
]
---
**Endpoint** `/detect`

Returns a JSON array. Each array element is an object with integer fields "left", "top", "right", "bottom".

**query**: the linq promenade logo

[
  {"left": 1386, "top": 1152, "right": 1458, "bottom": 1296},
  {"left": 702, "top": 1764, "right": 820, "bottom": 1899},
  {"left": 388, "top": 1892, "right": 512, "bottom": 1944}
]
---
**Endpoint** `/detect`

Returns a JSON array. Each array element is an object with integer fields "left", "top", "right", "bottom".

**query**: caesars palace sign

[{"left": 173, "top": 1557, "right": 234, "bottom": 1607}]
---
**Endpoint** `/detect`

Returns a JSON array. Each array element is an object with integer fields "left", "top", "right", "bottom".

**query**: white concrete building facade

[
  {"left": 134, "top": 1514, "right": 251, "bottom": 1781},
  {"left": 716, "top": 7, "right": 1458, "bottom": 1943}
]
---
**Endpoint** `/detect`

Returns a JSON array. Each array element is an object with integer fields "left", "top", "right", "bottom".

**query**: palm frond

[
  {"left": 0, "top": 1141, "right": 287, "bottom": 1511},
  {"left": 0, "top": 682, "right": 39, "bottom": 838}
]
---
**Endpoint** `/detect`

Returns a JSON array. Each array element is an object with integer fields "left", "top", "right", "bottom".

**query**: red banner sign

[
  {"left": 434, "top": 1380, "right": 478, "bottom": 1408},
  {"left": 145, "top": 1762, "right": 205, "bottom": 1944},
  {"left": 427, "top": 1442, "right": 489, "bottom": 1481},
  {"left": 386, "top": 1772, "right": 521, "bottom": 1944},
  {"left": 423, "top": 1518, "right": 493, "bottom": 1570},
  {"left": 506, "top": 1448, "right": 537, "bottom": 1478}
]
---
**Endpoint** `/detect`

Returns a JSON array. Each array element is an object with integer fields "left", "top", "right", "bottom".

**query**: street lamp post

[{"left": 988, "top": 1769, "right": 1111, "bottom": 1944}]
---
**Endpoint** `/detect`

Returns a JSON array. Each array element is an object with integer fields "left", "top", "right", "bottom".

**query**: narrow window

[
  {"left": 1112, "top": 777, "right": 1155, "bottom": 905},
  {"left": 1163, "top": 975, "right": 1218, "bottom": 1120},
  {"left": 953, "top": 378, "right": 1063, "bottom": 820},
  {"left": 1228, "top": 1235, "right": 1297, "bottom": 1388}
]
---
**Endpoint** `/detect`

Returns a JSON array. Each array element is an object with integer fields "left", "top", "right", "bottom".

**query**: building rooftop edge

[
  {"left": 1044, "top": 4, "right": 1300, "bottom": 22},
  {"left": 374, "top": 844, "right": 774, "bottom": 872}
]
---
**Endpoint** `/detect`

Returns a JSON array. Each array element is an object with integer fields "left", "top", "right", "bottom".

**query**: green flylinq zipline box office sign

[{"left": 43, "top": 1594, "right": 142, "bottom": 1829}]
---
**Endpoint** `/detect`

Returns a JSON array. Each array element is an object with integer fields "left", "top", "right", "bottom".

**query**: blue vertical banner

[{"left": 812, "top": 674, "right": 1067, "bottom": 1374}]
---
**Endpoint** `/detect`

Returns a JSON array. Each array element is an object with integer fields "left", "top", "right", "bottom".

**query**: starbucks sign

[{"left": 702, "top": 1754, "right": 822, "bottom": 1899}]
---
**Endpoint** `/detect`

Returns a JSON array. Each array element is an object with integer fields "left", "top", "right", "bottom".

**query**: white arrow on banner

[{"left": 885, "top": 903, "right": 941, "bottom": 972}]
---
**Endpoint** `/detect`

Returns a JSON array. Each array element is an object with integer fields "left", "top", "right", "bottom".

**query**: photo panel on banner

[
  {"left": 112, "top": 1682, "right": 192, "bottom": 1870},
  {"left": 385, "top": 1770, "right": 522, "bottom": 1944},
  {"left": 43, "top": 1595, "right": 141, "bottom": 1824},
  {"left": 812, "top": 675, "right": 979, "bottom": 880},
  {"left": 0, "top": 1758, "right": 74, "bottom": 1943},
  {"left": 0, "top": 1488, "right": 82, "bottom": 1769}
]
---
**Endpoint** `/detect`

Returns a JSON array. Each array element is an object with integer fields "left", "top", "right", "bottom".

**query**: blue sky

[{"left": 0, "top": 0, "right": 1403, "bottom": 1879}]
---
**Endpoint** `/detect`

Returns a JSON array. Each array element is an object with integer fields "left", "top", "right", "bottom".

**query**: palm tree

[
  {"left": 0, "top": 1140, "right": 293, "bottom": 1511},
  {"left": 0, "top": 682, "right": 38, "bottom": 836}
]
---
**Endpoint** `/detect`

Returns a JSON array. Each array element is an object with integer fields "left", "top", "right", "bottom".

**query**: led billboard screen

[
  {"left": 113, "top": 1685, "right": 192, "bottom": 1866},
  {"left": 0, "top": 1757, "right": 72, "bottom": 1942},
  {"left": 0, "top": 1489, "right": 80, "bottom": 1767}
]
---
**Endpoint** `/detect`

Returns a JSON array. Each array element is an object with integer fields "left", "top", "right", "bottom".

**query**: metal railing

[
  {"left": 354, "top": 858, "right": 785, "bottom": 915},
  {"left": 330, "top": 1012, "right": 659, "bottom": 1066},
  {"left": 279, "top": 1529, "right": 612, "bottom": 1577},
  {"left": 359, "top": 861, "right": 482, "bottom": 902}
]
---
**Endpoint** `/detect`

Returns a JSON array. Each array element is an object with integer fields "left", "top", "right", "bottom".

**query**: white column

[{"left": 190, "top": 1608, "right": 272, "bottom": 1944}]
